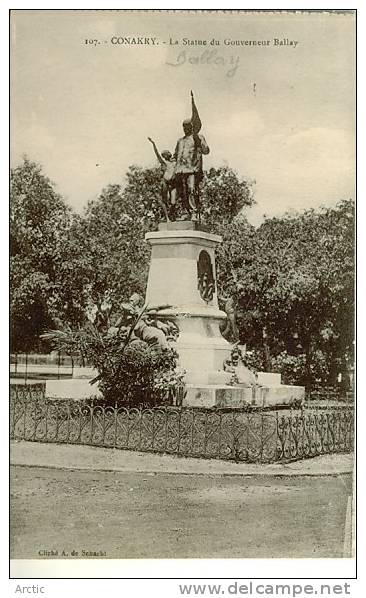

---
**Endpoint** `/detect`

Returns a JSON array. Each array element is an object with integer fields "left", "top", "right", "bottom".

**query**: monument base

[
  {"left": 183, "top": 383, "right": 305, "bottom": 408},
  {"left": 45, "top": 373, "right": 304, "bottom": 408}
]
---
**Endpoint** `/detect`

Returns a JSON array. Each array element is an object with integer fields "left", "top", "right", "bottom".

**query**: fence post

[
  {"left": 90, "top": 400, "right": 95, "bottom": 443},
  {"left": 177, "top": 407, "right": 182, "bottom": 454},
  {"left": 114, "top": 402, "right": 118, "bottom": 448},
  {"left": 152, "top": 408, "right": 156, "bottom": 450},
  {"left": 66, "top": 402, "right": 71, "bottom": 443},
  {"left": 190, "top": 409, "right": 195, "bottom": 454},
  {"left": 138, "top": 408, "right": 143, "bottom": 450},
  {"left": 203, "top": 410, "right": 208, "bottom": 456},
  {"left": 23, "top": 396, "right": 27, "bottom": 439},
  {"left": 218, "top": 411, "right": 222, "bottom": 458}
]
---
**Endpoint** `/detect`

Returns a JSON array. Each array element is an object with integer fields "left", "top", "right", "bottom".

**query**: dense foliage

[
  {"left": 10, "top": 159, "right": 78, "bottom": 351},
  {"left": 216, "top": 199, "right": 355, "bottom": 386},
  {"left": 42, "top": 301, "right": 184, "bottom": 406},
  {"left": 11, "top": 157, "right": 354, "bottom": 389}
]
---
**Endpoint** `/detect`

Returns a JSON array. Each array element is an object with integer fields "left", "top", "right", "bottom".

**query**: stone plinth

[
  {"left": 258, "top": 385, "right": 305, "bottom": 407},
  {"left": 145, "top": 223, "right": 231, "bottom": 384},
  {"left": 71, "top": 366, "right": 98, "bottom": 379},
  {"left": 257, "top": 372, "right": 282, "bottom": 386},
  {"left": 183, "top": 384, "right": 305, "bottom": 409},
  {"left": 46, "top": 378, "right": 102, "bottom": 400},
  {"left": 184, "top": 385, "right": 255, "bottom": 408}
]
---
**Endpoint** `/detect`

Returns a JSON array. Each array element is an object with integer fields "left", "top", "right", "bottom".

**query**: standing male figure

[{"left": 174, "top": 91, "right": 210, "bottom": 220}]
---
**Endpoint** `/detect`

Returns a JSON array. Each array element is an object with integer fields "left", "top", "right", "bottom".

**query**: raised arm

[
  {"left": 148, "top": 137, "right": 165, "bottom": 166},
  {"left": 194, "top": 133, "right": 210, "bottom": 155}
]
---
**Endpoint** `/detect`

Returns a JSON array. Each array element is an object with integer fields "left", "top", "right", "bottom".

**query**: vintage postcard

[{"left": 10, "top": 8, "right": 355, "bottom": 582}]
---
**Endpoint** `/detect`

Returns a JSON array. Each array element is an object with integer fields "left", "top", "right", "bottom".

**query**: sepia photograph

[{"left": 9, "top": 8, "right": 355, "bottom": 577}]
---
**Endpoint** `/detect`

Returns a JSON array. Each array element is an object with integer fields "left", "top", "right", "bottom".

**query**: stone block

[
  {"left": 257, "top": 372, "right": 282, "bottom": 386},
  {"left": 72, "top": 366, "right": 98, "bottom": 379},
  {"left": 216, "top": 386, "right": 254, "bottom": 408},
  {"left": 183, "top": 383, "right": 305, "bottom": 409},
  {"left": 256, "top": 385, "right": 305, "bottom": 407},
  {"left": 207, "top": 370, "right": 233, "bottom": 385},
  {"left": 183, "top": 385, "right": 218, "bottom": 408},
  {"left": 158, "top": 221, "right": 209, "bottom": 232},
  {"left": 46, "top": 378, "right": 101, "bottom": 400},
  {"left": 183, "top": 385, "right": 253, "bottom": 408}
]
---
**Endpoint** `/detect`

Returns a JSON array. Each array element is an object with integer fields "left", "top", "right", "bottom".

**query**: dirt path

[{"left": 11, "top": 465, "right": 352, "bottom": 559}]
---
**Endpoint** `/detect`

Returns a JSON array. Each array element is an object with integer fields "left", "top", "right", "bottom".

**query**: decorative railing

[
  {"left": 10, "top": 352, "right": 75, "bottom": 381},
  {"left": 10, "top": 387, "right": 354, "bottom": 463}
]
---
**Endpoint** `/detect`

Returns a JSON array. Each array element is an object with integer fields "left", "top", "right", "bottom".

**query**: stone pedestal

[
  {"left": 145, "top": 222, "right": 231, "bottom": 384},
  {"left": 145, "top": 221, "right": 305, "bottom": 409},
  {"left": 45, "top": 221, "right": 305, "bottom": 407},
  {"left": 183, "top": 383, "right": 305, "bottom": 409}
]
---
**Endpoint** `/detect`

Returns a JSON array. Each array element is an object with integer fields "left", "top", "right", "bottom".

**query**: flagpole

[{"left": 190, "top": 90, "right": 202, "bottom": 223}]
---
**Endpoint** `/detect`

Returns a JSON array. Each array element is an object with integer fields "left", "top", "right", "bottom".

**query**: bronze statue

[
  {"left": 108, "top": 293, "right": 179, "bottom": 352},
  {"left": 174, "top": 91, "right": 210, "bottom": 220},
  {"left": 220, "top": 296, "right": 239, "bottom": 343},
  {"left": 148, "top": 91, "right": 209, "bottom": 222},
  {"left": 147, "top": 137, "right": 177, "bottom": 221}
]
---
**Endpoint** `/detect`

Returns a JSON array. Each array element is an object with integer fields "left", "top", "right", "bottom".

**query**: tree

[
  {"left": 10, "top": 158, "right": 76, "bottom": 351},
  {"left": 120, "top": 164, "right": 255, "bottom": 230},
  {"left": 73, "top": 165, "right": 255, "bottom": 316},
  {"left": 71, "top": 183, "right": 151, "bottom": 314},
  {"left": 216, "top": 199, "right": 355, "bottom": 386},
  {"left": 201, "top": 166, "right": 255, "bottom": 231}
]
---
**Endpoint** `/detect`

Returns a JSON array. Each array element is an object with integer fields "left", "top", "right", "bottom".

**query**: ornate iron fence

[
  {"left": 10, "top": 386, "right": 354, "bottom": 463},
  {"left": 10, "top": 352, "right": 75, "bottom": 382}
]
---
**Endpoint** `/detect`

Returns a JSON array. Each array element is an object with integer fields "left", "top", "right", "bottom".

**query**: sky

[{"left": 10, "top": 10, "right": 355, "bottom": 226}]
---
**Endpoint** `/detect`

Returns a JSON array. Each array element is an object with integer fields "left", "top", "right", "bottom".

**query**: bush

[
  {"left": 42, "top": 297, "right": 185, "bottom": 407},
  {"left": 271, "top": 350, "right": 330, "bottom": 386},
  {"left": 240, "top": 349, "right": 267, "bottom": 374},
  {"left": 271, "top": 352, "right": 307, "bottom": 385},
  {"left": 96, "top": 341, "right": 180, "bottom": 406}
]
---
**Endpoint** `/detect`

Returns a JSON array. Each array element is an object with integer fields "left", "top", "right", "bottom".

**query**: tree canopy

[
  {"left": 59, "top": 164, "right": 255, "bottom": 318},
  {"left": 10, "top": 157, "right": 354, "bottom": 388},
  {"left": 10, "top": 158, "right": 76, "bottom": 351},
  {"left": 216, "top": 199, "right": 354, "bottom": 385}
]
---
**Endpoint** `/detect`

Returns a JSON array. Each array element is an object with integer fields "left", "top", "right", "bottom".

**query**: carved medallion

[{"left": 197, "top": 250, "right": 215, "bottom": 303}]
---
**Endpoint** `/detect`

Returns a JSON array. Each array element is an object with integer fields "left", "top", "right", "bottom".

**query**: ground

[{"left": 11, "top": 465, "right": 352, "bottom": 559}]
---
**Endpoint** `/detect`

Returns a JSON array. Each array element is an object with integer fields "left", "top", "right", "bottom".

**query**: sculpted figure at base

[
  {"left": 220, "top": 296, "right": 240, "bottom": 343},
  {"left": 108, "top": 293, "right": 179, "bottom": 351},
  {"left": 223, "top": 345, "right": 257, "bottom": 388}
]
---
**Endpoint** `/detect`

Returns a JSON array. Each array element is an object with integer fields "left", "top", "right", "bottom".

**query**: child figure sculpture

[{"left": 148, "top": 137, "right": 177, "bottom": 221}]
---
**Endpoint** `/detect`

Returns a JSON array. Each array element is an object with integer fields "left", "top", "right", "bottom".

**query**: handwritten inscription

[{"left": 166, "top": 49, "right": 240, "bottom": 78}]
